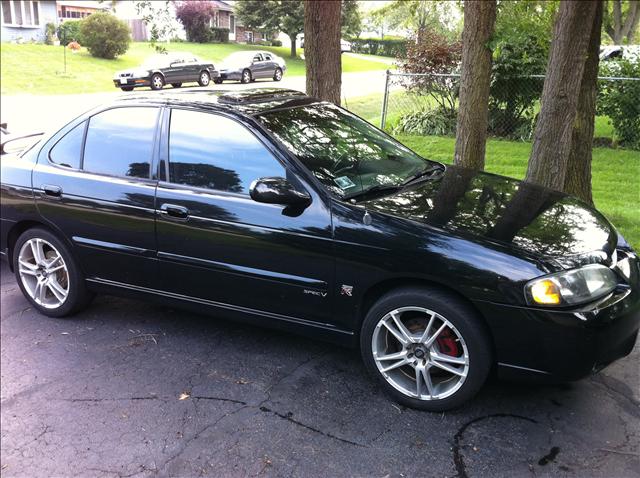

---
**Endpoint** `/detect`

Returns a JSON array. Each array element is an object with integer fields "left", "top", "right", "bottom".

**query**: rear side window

[
  {"left": 83, "top": 107, "right": 158, "bottom": 179},
  {"left": 49, "top": 121, "right": 85, "bottom": 169},
  {"left": 168, "top": 109, "right": 285, "bottom": 193}
]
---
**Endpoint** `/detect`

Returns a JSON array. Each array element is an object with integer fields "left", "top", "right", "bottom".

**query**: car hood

[{"left": 360, "top": 165, "right": 618, "bottom": 266}]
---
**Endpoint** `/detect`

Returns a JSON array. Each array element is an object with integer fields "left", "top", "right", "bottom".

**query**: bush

[
  {"left": 349, "top": 38, "right": 406, "bottom": 57},
  {"left": 488, "top": 36, "right": 546, "bottom": 139},
  {"left": 394, "top": 106, "right": 458, "bottom": 136},
  {"left": 271, "top": 39, "right": 282, "bottom": 47},
  {"left": 57, "top": 20, "right": 83, "bottom": 46},
  {"left": 45, "top": 23, "right": 57, "bottom": 45},
  {"left": 80, "top": 13, "right": 130, "bottom": 59},
  {"left": 175, "top": 1, "right": 214, "bottom": 43},
  {"left": 210, "top": 27, "right": 229, "bottom": 43},
  {"left": 598, "top": 59, "right": 640, "bottom": 150}
]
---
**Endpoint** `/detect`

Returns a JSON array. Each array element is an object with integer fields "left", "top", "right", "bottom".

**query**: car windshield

[{"left": 256, "top": 103, "right": 441, "bottom": 199}]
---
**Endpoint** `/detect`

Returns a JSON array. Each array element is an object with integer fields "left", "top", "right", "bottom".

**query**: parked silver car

[{"left": 214, "top": 51, "right": 286, "bottom": 84}]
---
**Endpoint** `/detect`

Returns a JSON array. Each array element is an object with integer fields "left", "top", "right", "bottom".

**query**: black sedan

[
  {"left": 214, "top": 51, "right": 286, "bottom": 84},
  {"left": 113, "top": 52, "right": 217, "bottom": 91},
  {"left": 1, "top": 89, "right": 638, "bottom": 411}
]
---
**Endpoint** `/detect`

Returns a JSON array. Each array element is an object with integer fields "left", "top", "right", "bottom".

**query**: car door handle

[
  {"left": 160, "top": 203, "right": 189, "bottom": 219},
  {"left": 42, "top": 184, "right": 62, "bottom": 197}
]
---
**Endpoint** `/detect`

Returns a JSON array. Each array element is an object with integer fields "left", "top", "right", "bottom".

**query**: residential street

[
  {"left": 1, "top": 261, "right": 639, "bottom": 477},
  {"left": 0, "top": 70, "right": 388, "bottom": 135}
]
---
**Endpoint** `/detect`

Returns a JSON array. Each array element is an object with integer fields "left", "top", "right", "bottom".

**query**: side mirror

[{"left": 249, "top": 177, "right": 311, "bottom": 207}]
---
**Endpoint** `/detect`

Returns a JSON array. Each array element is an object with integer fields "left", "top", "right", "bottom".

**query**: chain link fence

[{"left": 380, "top": 71, "right": 640, "bottom": 149}]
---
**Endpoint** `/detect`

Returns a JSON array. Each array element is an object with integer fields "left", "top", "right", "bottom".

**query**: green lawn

[{"left": 0, "top": 42, "right": 388, "bottom": 95}]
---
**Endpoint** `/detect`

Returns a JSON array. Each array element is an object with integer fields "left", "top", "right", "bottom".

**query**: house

[
  {"left": 1, "top": 0, "right": 57, "bottom": 42},
  {"left": 57, "top": 0, "right": 106, "bottom": 22},
  {"left": 210, "top": 0, "right": 264, "bottom": 43}
]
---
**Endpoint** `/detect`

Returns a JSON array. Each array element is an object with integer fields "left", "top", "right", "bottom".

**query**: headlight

[{"left": 525, "top": 264, "right": 618, "bottom": 307}]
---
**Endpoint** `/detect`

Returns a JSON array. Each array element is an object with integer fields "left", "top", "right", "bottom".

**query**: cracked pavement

[{"left": 1, "top": 261, "right": 639, "bottom": 477}]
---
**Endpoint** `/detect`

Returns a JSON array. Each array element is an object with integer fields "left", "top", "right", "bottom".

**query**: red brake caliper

[{"left": 436, "top": 328, "right": 460, "bottom": 356}]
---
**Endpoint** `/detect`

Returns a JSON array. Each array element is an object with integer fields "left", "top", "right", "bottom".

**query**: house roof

[{"left": 211, "top": 0, "right": 234, "bottom": 12}]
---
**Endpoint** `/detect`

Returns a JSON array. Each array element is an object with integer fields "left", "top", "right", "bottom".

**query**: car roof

[{"left": 106, "top": 88, "right": 319, "bottom": 115}]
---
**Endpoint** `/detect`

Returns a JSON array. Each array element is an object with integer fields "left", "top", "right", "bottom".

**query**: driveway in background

[
  {"left": 0, "top": 70, "right": 388, "bottom": 135},
  {"left": 1, "top": 262, "right": 639, "bottom": 477}
]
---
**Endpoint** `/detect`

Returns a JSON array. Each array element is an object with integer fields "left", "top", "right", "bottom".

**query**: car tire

[
  {"left": 171, "top": 83, "right": 182, "bottom": 88},
  {"left": 198, "top": 71, "right": 211, "bottom": 87},
  {"left": 150, "top": 73, "right": 164, "bottom": 90},
  {"left": 214, "top": 78, "right": 223, "bottom": 84},
  {"left": 273, "top": 67, "right": 283, "bottom": 81},
  {"left": 13, "top": 228, "right": 94, "bottom": 318},
  {"left": 241, "top": 69, "right": 252, "bottom": 84},
  {"left": 120, "top": 87, "right": 134, "bottom": 92},
  {"left": 360, "top": 286, "right": 492, "bottom": 412}
]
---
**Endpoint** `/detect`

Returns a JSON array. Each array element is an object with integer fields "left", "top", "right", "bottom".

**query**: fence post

[{"left": 380, "top": 69, "right": 390, "bottom": 129}]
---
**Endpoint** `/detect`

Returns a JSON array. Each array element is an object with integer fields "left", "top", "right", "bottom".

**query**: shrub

[
  {"left": 395, "top": 30, "right": 462, "bottom": 117},
  {"left": 175, "top": 1, "right": 214, "bottom": 43},
  {"left": 210, "top": 27, "right": 229, "bottom": 43},
  {"left": 598, "top": 59, "right": 640, "bottom": 150},
  {"left": 488, "top": 36, "right": 546, "bottom": 139},
  {"left": 394, "top": 106, "right": 458, "bottom": 136},
  {"left": 349, "top": 38, "right": 406, "bottom": 57},
  {"left": 45, "top": 22, "right": 57, "bottom": 45},
  {"left": 57, "top": 20, "right": 83, "bottom": 46},
  {"left": 271, "top": 39, "right": 282, "bottom": 47},
  {"left": 80, "top": 13, "right": 130, "bottom": 59}
]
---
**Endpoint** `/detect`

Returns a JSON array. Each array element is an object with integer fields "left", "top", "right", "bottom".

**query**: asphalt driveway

[{"left": 1, "top": 261, "right": 639, "bottom": 477}]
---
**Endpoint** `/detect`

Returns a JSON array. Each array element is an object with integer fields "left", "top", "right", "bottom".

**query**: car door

[
  {"left": 262, "top": 54, "right": 276, "bottom": 76},
  {"left": 155, "top": 108, "right": 335, "bottom": 324},
  {"left": 250, "top": 53, "right": 267, "bottom": 78},
  {"left": 183, "top": 56, "right": 202, "bottom": 83},
  {"left": 32, "top": 106, "right": 161, "bottom": 289},
  {"left": 164, "top": 57, "right": 186, "bottom": 83}
]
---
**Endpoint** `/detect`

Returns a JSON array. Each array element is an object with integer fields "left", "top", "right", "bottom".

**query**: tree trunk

[
  {"left": 304, "top": 0, "right": 341, "bottom": 104},
  {"left": 289, "top": 35, "right": 297, "bottom": 58},
  {"left": 453, "top": 0, "right": 496, "bottom": 170},
  {"left": 564, "top": 1, "right": 603, "bottom": 204},
  {"left": 525, "top": 1, "right": 599, "bottom": 191}
]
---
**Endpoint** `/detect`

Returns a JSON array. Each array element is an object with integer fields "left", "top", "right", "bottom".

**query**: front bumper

[
  {"left": 113, "top": 77, "right": 150, "bottom": 88},
  {"left": 476, "top": 252, "right": 640, "bottom": 382},
  {"left": 218, "top": 71, "right": 242, "bottom": 81}
]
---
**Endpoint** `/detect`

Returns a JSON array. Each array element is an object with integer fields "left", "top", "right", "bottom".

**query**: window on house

[
  {"left": 1, "top": 0, "right": 40, "bottom": 26},
  {"left": 229, "top": 14, "right": 235, "bottom": 33},
  {"left": 246, "top": 31, "right": 253, "bottom": 43}
]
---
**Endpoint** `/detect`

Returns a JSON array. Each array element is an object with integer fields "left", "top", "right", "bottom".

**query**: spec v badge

[{"left": 341, "top": 285, "right": 354, "bottom": 297}]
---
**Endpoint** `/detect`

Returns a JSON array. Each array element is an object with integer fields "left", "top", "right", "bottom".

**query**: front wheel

[
  {"left": 13, "top": 228, "right": 93, "bottom": 318},
  {"left": 120, "top": 86, "right": 134, "bottom": 92},
  {"left": 273, "top": 67, "right": 283, "bottom": 81},
  {"left": 360, "top": 287, "right": 492, "bottom": 411},
  {"left": 198, "top": 71, "right": 210, "bottom": 87},
  {"left": 241, "top": 69, "right": 252, "bottom": 84},
  {"left": 150, "top": 73, "right": 164, "bottom": 90},
  {"left": 214, "top": 78, "right": 223, "bottom": 84},
  {"left": 171, "top": 82, "right": 182, "bottom": 88}
]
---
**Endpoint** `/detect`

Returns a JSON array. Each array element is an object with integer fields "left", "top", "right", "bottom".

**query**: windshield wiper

[
  {"left": 401, "top": 164, "right": 445, "bottom": 187},
  {"left": 343, "top": 184, "right": 402, "bottom": 201}
]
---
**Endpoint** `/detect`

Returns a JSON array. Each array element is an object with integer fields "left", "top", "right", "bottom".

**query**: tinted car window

[
  {"left": 168, "top": 109, "right": 284, "bottom": 193},
  {"left": 49, "top": 121, "right": 85, "bottom": 169},
  {"left": 264, "top": 54, "right": 272, "bottom": 61},
  {"left": 83, "top": 107, "right": 158, "bottom": 179}
]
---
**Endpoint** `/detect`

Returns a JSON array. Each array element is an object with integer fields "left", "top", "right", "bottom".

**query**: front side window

[
  {"left": 168, "top": 109, "right": 285, "bottom": 194},
  {"left": 49, "top": 121, "right": 85, "bottom": 169},
  {"left": 83, "top": 107, "right": 158, "bottom": 179},
  {"left": 256, "top": 103, "right": 438, "bottom": 198}
]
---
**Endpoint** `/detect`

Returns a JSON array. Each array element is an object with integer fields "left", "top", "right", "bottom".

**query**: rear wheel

[
  {"left": 13, "top": 228, "right": 93, "bottom": 318},
  {"left": 241, "top": 69, "right": 251, "bottom": 84},
  {"left": 120, "top": 86, "right": 134, "bottom": 92},
  {"left": 171, "top": 82, "right": 182, "bottom": 88},
  {"left": 198, "top": 71, "right": 210, "bottom": 87},
  {"left": 150, "top": 73, "right": 164, "bottom": 90},
  {"left": 360, "top": 287, "right": 491, "bottom": 411},
  {"left": 273, "top": 67, "right": 283, "bottom": 81}
]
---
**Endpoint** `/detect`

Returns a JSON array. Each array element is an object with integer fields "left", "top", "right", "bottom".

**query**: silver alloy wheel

[
  {"left": 371, "top": 306, "right": 469, "bottom": 401},
  {"left": 18, "top": 238, "right": 70, "bottom": 309},
  {"left": 274, "top": 68, "right": 282, "bottom": 80},
  {"left": 243, "top": 70, "right": 251, "bottom": 83},
  {"left": 200, "top": 72, "right": 210, "bottom": 85},
  {"left": 152, "top": 75, "right": 163, "bottom": 89}
]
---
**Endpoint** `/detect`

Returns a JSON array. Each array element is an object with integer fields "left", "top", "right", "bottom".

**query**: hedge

[{"left": 348, "top": 38, "right": 406, "bottom": 57}]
